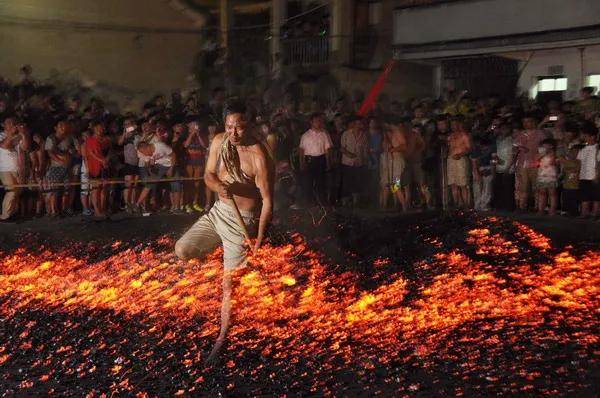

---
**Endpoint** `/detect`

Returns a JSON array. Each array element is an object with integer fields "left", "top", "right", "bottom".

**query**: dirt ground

[{"left": 1, "top": 208, "right": 598, "bottom": 252}]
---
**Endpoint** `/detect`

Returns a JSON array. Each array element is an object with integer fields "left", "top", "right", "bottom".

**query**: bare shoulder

[{"left": 212, "top": 133, "right": 226, "bottom": 147}]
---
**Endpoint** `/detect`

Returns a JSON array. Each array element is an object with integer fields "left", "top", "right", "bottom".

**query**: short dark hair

[
  {"left": 581, "top": 86, "right": 595, "bottom": 95},
  {"left": 580, "top": 121, "right": 598, "bottom": 136},
  {"left": 310, "top": 112, "right": 324, "bottom": 121},
  {"left": 222, "top": 99, "right": 247, "bottom": 120},
  {"left": 540, "top": 138, "right": 556, "bottom": 149}
]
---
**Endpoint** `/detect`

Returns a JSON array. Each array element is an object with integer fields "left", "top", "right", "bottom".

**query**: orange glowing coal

[{"left": 0, "top": 217, "right": 598, "bottom": 396}]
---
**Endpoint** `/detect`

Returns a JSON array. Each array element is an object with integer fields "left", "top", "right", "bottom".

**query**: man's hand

[{"left": 251, "top": 235, "right": 263, "bottom": 253}]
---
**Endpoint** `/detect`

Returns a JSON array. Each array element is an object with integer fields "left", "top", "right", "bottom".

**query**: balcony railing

[{"left": 282, "top": 36, "right": 330, "bottom": 66}]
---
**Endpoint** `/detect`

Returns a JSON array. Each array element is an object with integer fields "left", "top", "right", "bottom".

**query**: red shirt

[{"left": 85, "top": 135, "right": 110, "bottom": 177}]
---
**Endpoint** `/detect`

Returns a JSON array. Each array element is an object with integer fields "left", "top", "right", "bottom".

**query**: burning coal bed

[{"left": 0, "top": 213, "right": 598, "bottom": 397}]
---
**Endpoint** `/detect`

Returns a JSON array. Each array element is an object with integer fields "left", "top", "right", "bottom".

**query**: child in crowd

[
  {"left": 576, "top": 124, "right": 599, "bottom": 218},
  {"left": 536, "top": 138, "right": 558, "bottom": 215},
  {"left": 471, "top": 135, "right": 495, "bottom": 211},
  {"left": 559, "top": 144, "right": 582, "bottom": 216},
  {"left": 135, "top": 140, "right": 175, "bottom": 215}
]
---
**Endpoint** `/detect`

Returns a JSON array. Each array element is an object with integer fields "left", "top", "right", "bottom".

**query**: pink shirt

[
  {"left": 299, "top": 128, "right": 333, "bottom": 157},
  {"left": 514, "top": 129, "right": 548, "bottom": 169}
]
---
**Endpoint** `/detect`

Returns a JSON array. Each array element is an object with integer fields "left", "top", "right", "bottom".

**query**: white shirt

[
  {"left": 495, "top": 135, "right": 513, "bottom": 173},
  {"left": 138, "top": 141, "right": 173, "bottom": 168},
  {"left": 299, "top": 128, "right": 333, "bottom": 157},
  {"left": 0, "top": 132, "right": 19, "bottom": 173},
  {"left": 577, "top": 144, "right": 599, "bottom": 180}
]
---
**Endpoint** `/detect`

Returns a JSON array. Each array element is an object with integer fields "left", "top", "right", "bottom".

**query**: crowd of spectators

[{"left": 1, "top": 65, "right": 600, "bottom": 222}]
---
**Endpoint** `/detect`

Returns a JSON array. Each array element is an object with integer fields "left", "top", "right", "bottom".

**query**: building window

[
  {"left": 537, "top": 77, "right": 568, "bottom": 92},
  {"left": 586, "top": 74, "right": 600, "bottom": 92},
  {"left": 537, "top": 76, "right": 567, "bottom": 92}
]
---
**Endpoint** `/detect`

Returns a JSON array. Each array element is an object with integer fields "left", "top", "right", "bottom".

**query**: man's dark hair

[
  {"left": 309, "top": 112, "right": 324, "bottom": 121},
  {"left": 90, "top": 119, "right": 104, "bottom": 128},
  {"left": 540, "top": 138, "right": 556, "bottom": 149},
  {"left": 581, "top": 86, "right": 595, "bottom": 95},
  {"left": 212, "top": 86, "right": 225, "bottom": 97},
  {"left": 580, "top": 121, "right": 598, "bottom": 136},
  {"left": 222, "top": 99, "right": 247, "bottom": 120},
  {"left": 564, "top": 120, "right": 580, "bottom": 134}
]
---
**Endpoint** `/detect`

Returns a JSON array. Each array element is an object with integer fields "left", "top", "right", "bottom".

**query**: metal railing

[{"left": 282, "top": 36, "right": 330, "bottom": 66}]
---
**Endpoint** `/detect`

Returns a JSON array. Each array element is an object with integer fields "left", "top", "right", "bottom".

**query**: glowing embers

[{"left": 0, "top": 218, "right": 598, "bottom": 396}]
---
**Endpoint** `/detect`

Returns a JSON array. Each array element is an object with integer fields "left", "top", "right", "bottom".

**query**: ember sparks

[{"left": 0, "top": 216, "right": 598, "bottom": 396}]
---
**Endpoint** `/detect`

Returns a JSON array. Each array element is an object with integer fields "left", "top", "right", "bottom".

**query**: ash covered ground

[{"left": 0, "top": 210, "right": 599, "bottom": 397}]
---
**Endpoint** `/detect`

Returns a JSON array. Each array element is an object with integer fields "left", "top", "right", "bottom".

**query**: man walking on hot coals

[{"left": 175, "top": 100, "right": 274, "bottom": 360}]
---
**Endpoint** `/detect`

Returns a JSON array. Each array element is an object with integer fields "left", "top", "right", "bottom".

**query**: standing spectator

[
  {"left": 492, "top": 122, "right": 515, "bottom": 211},
  {"left": 471, "top": 136, "right": 496, "bottom": 211},
  {"left": 135, "top": 140, "right": 176, "bottom": 215},
  {"left": 118, "top": 117, "right": 141, "bottom": 213},
  {"left": 367, "top": 118, "right": 383, "bottom": 205},
  {"left": 29, "top": 131, "right": 46, "bottom": 217},
  {"left": 169, "top": 123, "right": 186, "bottom": 213},
  {"left": 326, "top": 113, "right": 345, "bottom": 205},
  {"left": 84, "top": 120, "right": 111, "bottom": 219},
  {"left": 513, "top": 115, "right": 549, "bottom": 211},
  {"left": 559, "top": 145, "right": 582, "bottom": 216},
  {"left": 447, "top": 116, "right": 472, "bottom": 209},
  {"left": 0, "top": 117, "right": 30, "bottom": 221},
  {"left": 379, "top": 121, "right": 407, "bottom": 211},
  {"left": 573, "top": 87, "right": 600, "bottom": 115},
  {"left": 298, "top": 113, "right": 332, "bottom": 206},
  {"left": 44, "top": 120, "right": 74, "bottom": 217},
  {"left": 340, "top": 116, "right": 368, "bottom": 207},
  {"left": 577, "top": 124, "right": 600, "bottom": 218},
  {"left": 535, "top": 139, "right": 559, "bottom": 215},
  {"left": 404, "top": 123, "right": 431, "bottom": 210},
  {"left": 183, "top": 117, "right": 208, "bottom": 213}
]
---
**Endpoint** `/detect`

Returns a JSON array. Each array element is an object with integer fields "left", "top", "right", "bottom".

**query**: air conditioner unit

[{"left": 548, "top": 65, "right": 564, "bottom": 75}]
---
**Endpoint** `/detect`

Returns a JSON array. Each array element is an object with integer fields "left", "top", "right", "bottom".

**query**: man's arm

[
  {"left": 253, "top": 148, "right": 274, "bottom": 251},
  {"left": 204, "top": 133, "right": 229, "bottom": 197}
]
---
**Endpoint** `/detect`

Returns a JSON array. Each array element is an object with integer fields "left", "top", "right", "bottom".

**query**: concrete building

[
  {"left": 0, "top": 0, "right": 212, "bottom": 109},
  {"left": 392, "top": 0, "right": 600, "bottom": 101},
  {"left": 0, "top": 0, "right": 436, "bottom": 110}
]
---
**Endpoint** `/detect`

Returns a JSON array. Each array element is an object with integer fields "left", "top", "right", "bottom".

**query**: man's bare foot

[{"left": 205, "top": 338, "right": 225, "bottom": 364}]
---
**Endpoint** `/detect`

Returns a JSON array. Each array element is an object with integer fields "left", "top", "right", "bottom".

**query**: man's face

[
  {"left": 450, "top": 120, "right": 462, "bottom": 132},
  {"left": 499, "top": 125, "right": 511, "bottom": 137},
  {"left": 311, "top": 116, "right": 324, "bottom": 131},
  {"left": 3, "top": 118, "right": 16, "bottom": 135},
  {"left": 187, "top": 122, "right": 199, "bottom": 134},
  {"left": 225, "top": 113, "right": 247, "bottom": 145},
  {"left": 583, "top": 133, "right": 597, "bottom": 145},
  {"left": 55, "top": 121, "right": 68, "bottom": 137},
  {"left": 93, "top": 124, "right": 105, "bottom": 136},
  {"left": 437, "top": 120, "right": 449, "bottom": 133},
  {"left": 581, "top": 89, "right": 591, "bottom": 100},
  {"left": 523, "top": 118, "right": 536, "bottom": 130},
  {"left": 414, "top": 107, "right": 424, "bottom": 119}
]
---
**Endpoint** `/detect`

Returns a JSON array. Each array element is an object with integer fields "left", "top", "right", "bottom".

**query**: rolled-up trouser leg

[{"left": 175, "top": 200, "right": 256, "bottom": 270}]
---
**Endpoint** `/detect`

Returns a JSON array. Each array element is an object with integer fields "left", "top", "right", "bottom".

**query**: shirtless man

[
  {"left": 447, "top": 116, "right": 472, "bottom": 208},
  {"left": 175, "top": 101, "right": 274, "bottom": 360}
]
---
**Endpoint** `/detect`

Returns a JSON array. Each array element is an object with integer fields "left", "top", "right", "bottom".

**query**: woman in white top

[{"left": 0, "top": 117, "right": 30, "bottom": 220}]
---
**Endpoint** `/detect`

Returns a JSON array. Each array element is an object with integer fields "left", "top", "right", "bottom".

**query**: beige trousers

[
  {"left": 0, "top": 171, "right": 20, "bottom": 220},
  {"left": 175, "top": 200, "right": 257, "bottom": 270}
]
